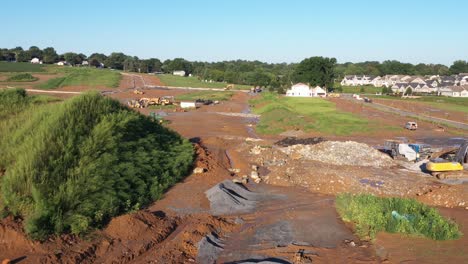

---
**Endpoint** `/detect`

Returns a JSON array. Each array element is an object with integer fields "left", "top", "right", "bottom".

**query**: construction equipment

[
  {"left": 133, "top": 89, "right": 144, "bottom": 95},
  {"left": 384, "top": 140, "right": 431, "bottom": 162},
  {"left": 328, "top": 93, "right": 341, "bottom": 98},
  {"left": 426, "top": 140, "right": 468, "bottom": 179},
  {"left": 224, "top": 84, "right": 234, "bottom": 91},
  {"left": 127, "top": 96, "right": 175, "bottom": 108}
]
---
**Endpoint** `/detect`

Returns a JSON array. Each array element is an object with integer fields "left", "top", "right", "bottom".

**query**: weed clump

[
  {"left": 336, "top": 193, "right": 461, "bottom": 240},
  {"left": 6, "top": 73, "right": 38, "bottom": 82},
  {"left": 0, "top": 91, "right": 193, "bottom": 239}
]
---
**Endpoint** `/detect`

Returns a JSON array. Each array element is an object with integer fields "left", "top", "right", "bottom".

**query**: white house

[
  {"left": 340, "top": 75, "right": 373, "bottom": 86},
  {"left": 30, "top": 57, "right": 41, "bottom": 64},
  {"left": 173, "top": 70, "right": 186, "bottom": 77},
  {"left": 56, "top": 61, "right": 68, "bottom": 66},
  {"left": 286, "top": 83, "right": 326, "bottom": 97},
  {"left": 81, "top": 61, "right": 89, "bottom": 66},
  {"left": 371, "top": 76, "right": 384, "bottom": 87},
  {"left": 286, "top": 83, "right": 313, "bottom": 97},
  {"left": 439, "top": 86, "right": 468, "bottom": 97},
  {"left": 311, "top": 86, "right": 327, "bottom": 97}
]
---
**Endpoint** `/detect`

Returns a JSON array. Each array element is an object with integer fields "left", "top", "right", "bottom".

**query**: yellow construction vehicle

[
  {"left": 426, "top": 141, "right": 468, "bottom": 179},
  {"left": 224, "top": 84, "right": 234, "bottom": 91},
  {"left": 133, "top": 89, "right": 144, "bottom": 95}
]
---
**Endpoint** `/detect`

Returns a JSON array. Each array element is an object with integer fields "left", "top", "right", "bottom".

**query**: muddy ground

[{"left": 1, "top": 77, "right": 467, "bottom": 263}]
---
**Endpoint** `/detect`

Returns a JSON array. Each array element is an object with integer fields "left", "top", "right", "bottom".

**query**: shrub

[
  {"left": 0, "top": 92, "right": 194, "bottom": 239},
  {"left": 6, "top": 73, "right": 38, "bottom": 82},
  {"left": 336, "top": 194, "right": 461, "bottom": 240}
]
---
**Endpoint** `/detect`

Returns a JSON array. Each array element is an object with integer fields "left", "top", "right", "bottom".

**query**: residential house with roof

[{"left": 439, "top": 85, "right": 468, "bottom": 97}]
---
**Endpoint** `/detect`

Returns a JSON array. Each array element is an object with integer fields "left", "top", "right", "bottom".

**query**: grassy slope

[
  {"left": 0, "top": 90, "right": 193, "bottom": 239},
  {"left": 372, "top": 96, "right": 468, "bottom": 113},
  {"left": 37, "top": 67, "right": 121, "bottom": 89},
  {"left": 158, "top": 74, "right": 251, "bottom": 90},
  {"left": 250, "top": 93, "right": 382, "bottom": 135},
  {"left": 175, "top": 91, "right": 234, "bottom": 101},
  {"left": 0, "top": 62, "right": 45, "bottom": 72},
  {"left": 336, "top": 194, "right": 461, "bottom": 240}
]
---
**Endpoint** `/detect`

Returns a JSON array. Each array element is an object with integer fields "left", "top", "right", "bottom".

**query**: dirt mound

[
  {"left": 280, "top": 141, "right": 394, "bottom": 167},
  {"left": 275, "top": 136, "right": 325, "bottom": 147}
]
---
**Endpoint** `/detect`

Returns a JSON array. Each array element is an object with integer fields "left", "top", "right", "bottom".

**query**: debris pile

[
  {"left": 275, "top": 137, "right": 326, "bottom": 147},
  {"left": 280, "top": 141, "right": 394, "bottom": 167}
]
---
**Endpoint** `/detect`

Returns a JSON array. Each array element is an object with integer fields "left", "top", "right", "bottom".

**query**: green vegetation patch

[
  {"left": 6, "top": 73, "right": 38, "bottom": 82},
  {"left": 250, "top": 93, "right": 371, "bottom": 135},
  {"left": 0, "top": 90, "right": 194, "bottom": 239},
  {"left": 377, "top": 96, "right": 468, "bottom": 113},
  {"left": 37, "top": 68, "right": 121, "bottom": 89},
  {"left": 176, "top": 91, "right": 234, "bottom": 101},
  {"left": 336, "top": 194, "right": 461, "bottom": 240},
  {"left": 0, "top": 62, "right": 45, "bottom": 72},
  {"left": 158, "top": 74, "right": 251, "bottom": 90}
]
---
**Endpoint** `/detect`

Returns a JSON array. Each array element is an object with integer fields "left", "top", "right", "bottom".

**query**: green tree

[
  {"left": 449, "top": 60, "right": 468, "bottom": 74},
  {"left": 105, "top": 52, "right": 127, "bottom": 70},
  {"left": 42, "top": 47, "right": 58, "bottom": 64},
  {"left": 292, "top": 57, "right": 337, "bottom": 88},
  {"left": 16, "top": 50, "right": 31, "bottom": 62},
  {"left": 89, "top": 53, "right": 108, "bottom": 67},
  {"left": 405, "top": 87, "right": 413, "bottom": 95},
  {"left": 147, "top": 58, "right": 162, "bottom": 72},
  {"left": 28, "top": 46, "right": 43, "bottom": 59},
  {"left": 63, "top": 52, "right": 82, "bottom": 65}
]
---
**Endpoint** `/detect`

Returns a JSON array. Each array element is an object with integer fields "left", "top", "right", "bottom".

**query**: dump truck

[{"left": 426, "top": 140, "right": 468, "bottom": 179}]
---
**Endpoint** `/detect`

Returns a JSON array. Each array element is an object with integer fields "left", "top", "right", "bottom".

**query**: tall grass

[
  {"left": 336, "top": 194, "right": 461, "bottom": 240},
  {"left": 0, "top": 90, "right": 193, "bottom": 239}
]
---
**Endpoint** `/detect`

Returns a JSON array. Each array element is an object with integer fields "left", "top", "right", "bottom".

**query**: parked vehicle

[{"left": 404, "top": 122, "right": 418, "bottom": 130}]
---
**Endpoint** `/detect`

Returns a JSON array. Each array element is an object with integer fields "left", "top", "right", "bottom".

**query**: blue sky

[{"left": 2, "top": 0, "right": 467, "bottom": 65}]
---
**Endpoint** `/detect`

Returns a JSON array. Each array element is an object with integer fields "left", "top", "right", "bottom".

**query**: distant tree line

[
  {"left": 1, "top": 46, "right": 466, "bottom": 92},
  {"left": 335, "top": 60, "right": 468, "bottom": 78}
]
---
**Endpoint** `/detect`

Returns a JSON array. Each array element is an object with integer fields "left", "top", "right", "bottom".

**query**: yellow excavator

[{"left": 426, "top": 140, "right": 468, "bottom": 179}]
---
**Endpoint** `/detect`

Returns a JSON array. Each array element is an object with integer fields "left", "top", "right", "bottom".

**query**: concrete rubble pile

[{"left": 280, "top": 141, "right": 394, "bottom": 168}]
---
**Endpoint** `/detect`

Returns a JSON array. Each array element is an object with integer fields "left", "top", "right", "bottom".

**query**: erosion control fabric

[{"left": 0, "top": 90, "right": 194, "bottom": 239}]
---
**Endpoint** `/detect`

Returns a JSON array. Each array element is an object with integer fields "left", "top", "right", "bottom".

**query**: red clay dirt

[{"left": 1, "top": 76, "right": 467, "bottom": 263}]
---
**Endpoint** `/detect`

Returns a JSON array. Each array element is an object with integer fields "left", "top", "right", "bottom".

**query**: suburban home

[
  {"left": 425, "top": 79, "right": 438, "bottom": 87},
  {"left": 371, "top": 76, "right": 383, "bottom": 87},
  {"left": 56, "top": 61, "right": 67, "bottom": 66},
  {"left": 286, "top": 83, "right": 314, "bottom": 97},
  {"left": 391, "top": 83, "right": 408, "bottom": 93},
  {"left": 81, "top": 61, "right": 89, "bottom": 66},
  {"left": 311, "top": 86, "right": 327, "bottom": 97},
  {"left": 30, "top": 58, "right": 41, "bottom": 64},
  {"left": 340, "top": 75, "right": 373, "bottom": 86},
  {"left": 439, "top": 85, "right": 468, "bottom": 97},
  {"left": 408, "top": 76, "right": 426, "bottom": 84},
  {"left": 383, "top": 75, "right": 406, "bottom": 87},
  {"left": 173, "top": 70, "right": 185, "bottom": 76}
]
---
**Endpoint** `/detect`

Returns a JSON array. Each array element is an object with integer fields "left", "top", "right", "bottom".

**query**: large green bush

[
  {"left": 336, "top": 194, "right": 461, "bottom": 240},
  {"left": 0, "top": 91, "right": 194, "bottom": 239}
]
